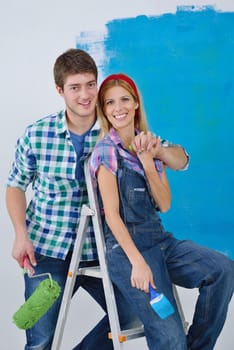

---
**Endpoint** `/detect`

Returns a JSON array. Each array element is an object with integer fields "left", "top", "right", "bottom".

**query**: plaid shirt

[
  {"left": 7, "top": 110, "right": 100, "bottom": 261},
  {"left": 90, "top": 128, "right": 163, "bottom": 178}
]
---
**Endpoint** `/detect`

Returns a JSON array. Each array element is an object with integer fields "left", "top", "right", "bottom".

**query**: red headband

[{"left": 98, "top": 73, "right": 139, "bottom": 101}]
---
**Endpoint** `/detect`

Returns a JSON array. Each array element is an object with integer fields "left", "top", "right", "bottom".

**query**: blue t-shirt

[{"left": 69, "top": 129, "right": 90, "bottom": 181}]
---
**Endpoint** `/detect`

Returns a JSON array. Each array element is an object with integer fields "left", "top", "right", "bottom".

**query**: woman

[{"left": 90, "top": 73, "right": 234, "bottom": 350}]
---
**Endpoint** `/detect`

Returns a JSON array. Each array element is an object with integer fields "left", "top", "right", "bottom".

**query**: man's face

[{"left": 57, "top": 73, "right": 98, "bottom": 120}]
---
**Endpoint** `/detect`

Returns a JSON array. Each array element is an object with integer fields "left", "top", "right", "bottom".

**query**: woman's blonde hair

[{"left": 97, "top": 73, "right": 149, "bottom": 137}]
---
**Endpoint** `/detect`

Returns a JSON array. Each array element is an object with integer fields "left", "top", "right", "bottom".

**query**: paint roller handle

[{"left": 23, "top": 256, "right": 35, "bottom": 276}]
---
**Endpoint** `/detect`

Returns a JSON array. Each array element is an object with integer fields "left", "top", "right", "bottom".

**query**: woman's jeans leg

[
  {"left": 165, "top": 239, "right": 234, "bottom": 350},
  {"left": 107, "top": 244, "right": 187, "bottom": 350}
]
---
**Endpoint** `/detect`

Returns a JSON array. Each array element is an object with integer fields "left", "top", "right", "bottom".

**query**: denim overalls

[{"left": 103, "top": 156, "right": 234, "bottom": 350}]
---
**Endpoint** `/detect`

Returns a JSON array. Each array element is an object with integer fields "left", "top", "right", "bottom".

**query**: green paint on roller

[{"left": 13, "top": 278, "right": 61, "bottom": 329}]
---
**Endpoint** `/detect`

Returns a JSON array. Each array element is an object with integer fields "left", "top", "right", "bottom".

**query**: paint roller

[
  {"left": 149, "top": 284, "right": 175, "bottom": 319},
  {"left": 12, "top": 257, "right": 61, "bottom": 330}
]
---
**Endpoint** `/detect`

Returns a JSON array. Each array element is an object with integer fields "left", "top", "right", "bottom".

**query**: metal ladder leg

[
  {"left": 51, "top": 205, "right": 94, "bottom": 350},
  {"left": 172, "top": 285, "right": 189, "bottom": 333}
]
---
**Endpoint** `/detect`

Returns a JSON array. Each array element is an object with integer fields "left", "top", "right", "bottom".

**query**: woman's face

[{"left": 103, "top": 85, "right": 138, "bottom": 131}]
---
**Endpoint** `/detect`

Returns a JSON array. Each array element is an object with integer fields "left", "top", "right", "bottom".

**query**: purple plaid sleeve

[{"left": 90, "top": 135, "right": 117, "bottom": 178}]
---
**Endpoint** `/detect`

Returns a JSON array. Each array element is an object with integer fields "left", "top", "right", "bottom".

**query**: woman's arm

[
  {"left": 137, "top": 152, "right": 171, "bottom": 213},
  {"left": 97, "top": 165, "right": 155, "bottom": 292}
]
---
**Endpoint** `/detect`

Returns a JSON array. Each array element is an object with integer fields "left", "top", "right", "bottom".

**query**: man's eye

[{"left": 89, "top": 82, "right": 96, "bottom": 88}]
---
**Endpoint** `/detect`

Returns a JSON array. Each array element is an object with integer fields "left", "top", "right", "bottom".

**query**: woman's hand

[
  {"left": 130, "top": 131, "right": 162, "bottom": 159},
  {"left": 131, "top": 258, "right": 156, "bottom": 293}
]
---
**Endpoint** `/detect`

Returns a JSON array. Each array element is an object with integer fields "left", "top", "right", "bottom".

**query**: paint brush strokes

[{"left": 76, "top": 6, "right": 234, "bottom": 258}]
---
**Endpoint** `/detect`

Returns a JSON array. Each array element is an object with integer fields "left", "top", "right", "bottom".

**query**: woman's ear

[{"left": 135, "top": 102, "right": 139, "bottom": 110}]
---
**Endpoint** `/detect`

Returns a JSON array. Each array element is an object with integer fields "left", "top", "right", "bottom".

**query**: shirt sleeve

[
  {"left": 90, "top": 140, "right": 118, "bottom": 179},
  {"left": 6, "top": 128, "right": 37, "bottom": 191}
]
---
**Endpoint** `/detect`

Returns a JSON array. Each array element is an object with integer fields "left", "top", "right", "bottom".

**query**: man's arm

[
  {"left": 158, "top": 141, "right": 189, "bottom": 170},
  {"left": 133, "top": 132, "right": 189, "bottom": 171},
  {"left": 6, "top": 187, "right": 36, "bottom": 268}
]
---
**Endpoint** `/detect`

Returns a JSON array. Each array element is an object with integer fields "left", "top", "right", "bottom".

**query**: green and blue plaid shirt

[{"left": 7, "top": 110, "right": 100, "bottom": 261}]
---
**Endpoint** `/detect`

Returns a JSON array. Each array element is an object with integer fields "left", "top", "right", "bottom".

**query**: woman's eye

[{"left": 106, "top": 100, "right": 113, "bottom": 105}]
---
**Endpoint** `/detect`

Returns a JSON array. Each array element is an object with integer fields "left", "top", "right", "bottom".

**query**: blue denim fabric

[
  {"left": 103, "top": 159, "right": 234, "bottom": 350},
  {"left": 24, "top": 252, "right": 138, "bottom": 350}
]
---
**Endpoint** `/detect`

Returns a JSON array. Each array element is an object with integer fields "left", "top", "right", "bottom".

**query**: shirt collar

[
  {"left": 56, "top": 110, "right": 67, "bottom": 134},
  {"left": 90, "top": 118, "right": 100, "bottom": 133},
  {"left": 109, "top": 128, "right": 123, "bottom": 146},
  {"left": 108, "top": 127, "right": 140, "bottom": 148},
  {"left": 56, "top": 110, "right": 100, "bottom": 135}
]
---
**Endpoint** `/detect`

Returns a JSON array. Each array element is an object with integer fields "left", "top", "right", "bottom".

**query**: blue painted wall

[{"left": 77, "top": 7, "right": 234, "bottom": 258}]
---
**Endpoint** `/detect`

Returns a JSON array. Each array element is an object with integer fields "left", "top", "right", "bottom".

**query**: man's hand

[{"left": 12, "top": 235, "right": 37, "bottom": 269}]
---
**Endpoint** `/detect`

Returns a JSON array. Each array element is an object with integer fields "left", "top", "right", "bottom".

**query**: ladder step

[
  {"left": 78, "top": 266, "right": 102, "bottom": 278},
  {"left": 108, "top": 325, "right": 145, "bottom": 343}
]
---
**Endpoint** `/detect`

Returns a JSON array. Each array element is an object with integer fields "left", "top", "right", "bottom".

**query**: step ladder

[{"left": 51, "top": 159, "right": 188, "bottom": 350}]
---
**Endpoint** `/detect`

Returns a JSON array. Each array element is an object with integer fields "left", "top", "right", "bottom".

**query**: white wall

[{"left": 1, "top": 1, "right": 233, "bottom": 349}]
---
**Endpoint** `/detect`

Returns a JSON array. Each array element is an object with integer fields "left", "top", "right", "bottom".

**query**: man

[{"left": 6, "top": 48, "right": 189, "bottom": 350}]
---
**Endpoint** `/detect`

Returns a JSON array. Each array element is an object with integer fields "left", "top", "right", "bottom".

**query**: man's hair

[{"left": 53, "top": 48, "right": 98, "bottom": 88}]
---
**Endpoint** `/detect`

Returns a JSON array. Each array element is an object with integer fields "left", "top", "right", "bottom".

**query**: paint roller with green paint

[{"left": 12, "top": 258, "right": 61, "bottom": 330}]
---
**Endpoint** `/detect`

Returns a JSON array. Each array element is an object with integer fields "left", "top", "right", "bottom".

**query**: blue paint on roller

[{"left": 149, "top": 285, "right": 175, "bottom": 319}]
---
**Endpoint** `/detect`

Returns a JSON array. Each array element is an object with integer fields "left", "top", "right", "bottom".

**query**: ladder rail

[
  {"left": 84, "top": 159, "right": 126, "bottom": 349},
  {"left": 172, "top": 285, "right": 189, "bottom": 333},
  {"left": 51, "top": 205, "right": 93, "bottom": 350}
]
